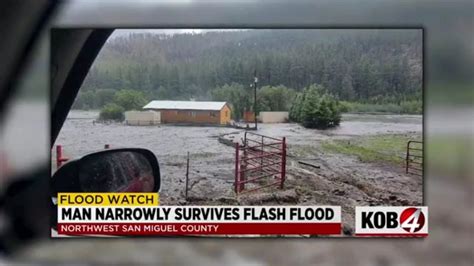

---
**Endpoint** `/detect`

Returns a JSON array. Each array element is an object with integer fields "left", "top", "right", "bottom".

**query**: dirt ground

[
  {"left": 54, "top": 111, "right": 422, "bottom": 235},
  {"left": 180, "top": 127, "right": 422, "bottom": 235},
  {"left": 7, "top": 108, "right": 471, "bottom": 265}
]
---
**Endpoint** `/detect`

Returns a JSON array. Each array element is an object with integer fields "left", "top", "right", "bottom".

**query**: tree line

[
  {"left": 75, "top": 29, "right": 422, "bottom": 114},
  {"left": 96, "top": 84, "right": 344, "bottom": 129}
]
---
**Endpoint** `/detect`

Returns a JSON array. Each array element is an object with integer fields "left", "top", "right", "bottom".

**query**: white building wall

[
  {"left": 259, "top": 111, "right": 289, "bottom": 123},
  {"left": 125, "top": 111, "right": 161, "bottom": 125}
]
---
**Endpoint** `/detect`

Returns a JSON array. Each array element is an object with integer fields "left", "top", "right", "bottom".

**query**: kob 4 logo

[
  {"left": 355, "top": 206, "right": 428, "bottom": 237},
  {"left": 400, "top": 207, "right": 426, "bottom": 233}
]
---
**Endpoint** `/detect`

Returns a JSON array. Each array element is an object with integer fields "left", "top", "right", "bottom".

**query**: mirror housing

[{"left": 51, "top": 148, "right": 160, "bottom": 194}]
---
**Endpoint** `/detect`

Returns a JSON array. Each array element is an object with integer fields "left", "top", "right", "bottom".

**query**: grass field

[
  {"left": 322, "top": 134, "right": 422, "bottom": 165},
  {"left": 339, "top": 101, "right": 422, "bottom": 114}
]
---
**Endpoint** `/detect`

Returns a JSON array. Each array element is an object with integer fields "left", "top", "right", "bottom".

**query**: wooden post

[
  {"left": 406, "top": 141, "right": 410, "bottom": 174},
  {"left": 234, "top": 142, "right": 239, "bottom": 193},
  {"left": 260, "top": 135, "right": 264, "bottom": 174},
  {"left": 253, "top": 70, "right": 258, "bottom": 130},
  {"left": 185, "top": 152, "right": 190, "bottom": 200},
  {"left": 280, "top": 137, "right": 286, "bottom": 189}
]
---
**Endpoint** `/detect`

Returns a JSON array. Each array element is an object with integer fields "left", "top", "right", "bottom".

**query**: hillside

[{"left": 76, "top": 29, "right": 422, "bottom": 111}]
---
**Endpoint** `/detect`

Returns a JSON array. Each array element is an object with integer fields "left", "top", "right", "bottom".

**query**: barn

[{"left": 143, "top": 100, "right": 231, "bottom": 125}]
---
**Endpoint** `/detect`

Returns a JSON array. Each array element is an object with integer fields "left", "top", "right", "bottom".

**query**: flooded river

[
  {"left": 53, "top": 110, "right": 422, "bottom": 204},
  {"left": 5, "top": 106, "right": 471, "bottom": 265},
  {"left": 56, "top": 111, "right": 421, "bottom": 158}
]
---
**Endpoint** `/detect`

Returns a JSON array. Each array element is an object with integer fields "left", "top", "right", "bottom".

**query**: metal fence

[
  {"left": 54, "top": 144, "right": 110, "bottom": 169},
  {"left": 406, "top": 140, "right": 423, "bottom": 176},
  {"left": 234, "top": 132, "right": 286, "bottom": 194}
]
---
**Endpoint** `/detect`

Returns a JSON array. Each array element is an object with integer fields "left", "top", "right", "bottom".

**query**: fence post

[
  {"left": 235, "top": 142, "right": 239, "bottom": 193},
  {"left": 406, "top": 141, "right": 410, "bottom": 174},
  {"left": 280, "top": 137, "right": 286, "bottom": 189},
  {"left": 260, "top": 135, "right": 264, "bottom": 174},
  {"left": 185, "top": 151, "right": 190, "bottom": 199}
]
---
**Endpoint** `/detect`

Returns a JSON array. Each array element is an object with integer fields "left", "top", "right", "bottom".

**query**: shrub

[
  {"left": 73, "top": 90, "right": 96, "bottom": 110},
  {"left": 257, "top": 85, "right": 296, "bottom": 111},
  {"left": 99, "top": 103, "right": 125, "bottom": 121},
  {"left": 400, "top": 100, "right": 422, "bottom": 114},
  {"left": 113, "top": 89, "right": 147, "bottom": 111},
  {"left": 338, "top": 101, "right": 351, "bottom": 113},
  {"left": 95, "top": 89, "right": 117, "bottom": 108},
  {"left": 290, "top": 84, "right": 341, "bottom": 129},
  {"left": 289, "top": 93, "right": 304, "bottom": 122}
]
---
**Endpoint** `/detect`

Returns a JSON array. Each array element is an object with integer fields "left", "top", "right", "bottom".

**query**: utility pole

[{"left": 253, "top": 70, "right": 258, "bottom": 130}]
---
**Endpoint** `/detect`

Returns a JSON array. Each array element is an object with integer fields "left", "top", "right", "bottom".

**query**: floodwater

[
  {"left": 54, "top": 111, "right": 423, "bottom": 212},
  {"left": 56, "top": 112, "right": 422, "bottom": 156},
  {"left": 11, "top": 108, "right": 473, "bottom": 265}
]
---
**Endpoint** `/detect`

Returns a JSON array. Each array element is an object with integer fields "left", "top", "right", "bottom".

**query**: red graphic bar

[{"left": 57, "top": 223, "right": 341, "bottom": 236}]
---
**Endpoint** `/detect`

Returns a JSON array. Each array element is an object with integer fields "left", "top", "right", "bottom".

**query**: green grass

[
  {"left": 339, "top": 101, "right": 422, "bottom": 114},
  {"left": 322, "top": 134, "right": 473, "bottom": 180},
  {"left": 321, "top": 134, "right": 422, "bottom": 165}
]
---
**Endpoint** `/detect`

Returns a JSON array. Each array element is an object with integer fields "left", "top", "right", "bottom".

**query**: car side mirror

[{"left": 51, "top": 148, "right": 160, "bottom": 194}]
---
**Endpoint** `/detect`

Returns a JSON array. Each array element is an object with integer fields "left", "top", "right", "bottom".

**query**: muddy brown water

[
  {"left": 54, "top": 111, "right": 422, "bottom": 231},
  {"left": 5, "top": 107, "right": 471, "bottom": 264}
]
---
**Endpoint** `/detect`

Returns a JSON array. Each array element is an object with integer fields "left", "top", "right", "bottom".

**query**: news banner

[{"left": 55, "top": 193, "right": 428, "bottom": 237}]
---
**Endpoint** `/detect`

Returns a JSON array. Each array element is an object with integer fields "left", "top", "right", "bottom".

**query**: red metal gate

[
  {"left": 234, "top": 132, "right": 286, "bottom": 194},
  {"left": 54, "top": 144, "right": 111, "bottom": 169},
  {"left": 406, "top": 140, "right": 423, "bottom": 176}
]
